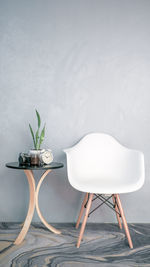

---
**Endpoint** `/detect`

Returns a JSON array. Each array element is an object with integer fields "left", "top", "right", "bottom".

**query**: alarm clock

[{"left": 40, "top": 149, "right": 53, "bottom": 165}]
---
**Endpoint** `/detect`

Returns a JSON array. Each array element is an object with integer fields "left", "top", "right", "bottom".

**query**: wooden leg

[
  {"left": 77, "top": 193, "right": 93, "bottom": 248},
  {"left": 112, "top": 194, "right": 122, "bottom": 229},
  {"left": 14, "top": 170, "right": 36, "bottom": 245},
  {"left": 115, "top": 194, "right": 133, "bottom": 249},
  {"left": 76, "top": 193, "right": 88, "bottom": 229},
  {"left": 35, "top": 170, "right": 61, "bottom": 235}
]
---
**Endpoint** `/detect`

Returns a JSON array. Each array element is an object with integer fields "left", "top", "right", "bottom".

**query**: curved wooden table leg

[
  {"left": 35, "top": 169, "right": 61, "bottom": 234},
  {"left": 14, "top": 170, "right": 35, "bottom": 245}
]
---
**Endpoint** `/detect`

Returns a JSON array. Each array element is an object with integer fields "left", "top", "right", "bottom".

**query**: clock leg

[
  {"left": 35, "top": 170, "right": 61, "bottom": 234},
  {"left": 14, "top": 170, "right": 36, "bottom": 245}
]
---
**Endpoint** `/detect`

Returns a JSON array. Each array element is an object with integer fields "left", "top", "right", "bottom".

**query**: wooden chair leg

[
  {"left": 115, "top": 194, "right": 133, "bottom": 249},
  {"left": 112, "top": 194, "right": 122, "bottom": 229},
  {"left": 76, "top": 193, "right": 88, "bottom": 229},
  {"left": 77, "top": 193, "right": 93, "bottom": 248}
]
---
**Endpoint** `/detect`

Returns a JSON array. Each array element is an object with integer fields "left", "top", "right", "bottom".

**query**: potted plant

[{"left": 29, "top": 110, "right": 45, "bottom": 165}]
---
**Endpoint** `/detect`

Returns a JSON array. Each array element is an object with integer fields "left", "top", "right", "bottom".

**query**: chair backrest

[{"left": 64, "top": 133, "right": 145, "bottom": 190}]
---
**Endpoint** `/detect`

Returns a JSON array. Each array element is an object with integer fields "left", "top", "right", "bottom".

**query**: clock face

[{"left": 41, "top": 150, "right": 53, "bottom": 164}]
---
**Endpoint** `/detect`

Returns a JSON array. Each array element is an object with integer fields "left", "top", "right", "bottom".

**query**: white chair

[{"left": 64, "top": 133, "right": 145, "bottom": 248}]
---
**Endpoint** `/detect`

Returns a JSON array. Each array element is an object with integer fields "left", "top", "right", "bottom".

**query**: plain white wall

[{"left": 0, "top": 0, "right": 150, "bottom": 223}]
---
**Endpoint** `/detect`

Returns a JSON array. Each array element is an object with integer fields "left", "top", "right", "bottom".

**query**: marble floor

[{"left": 0, "top": 223, "right": 150, "bottom": 266}]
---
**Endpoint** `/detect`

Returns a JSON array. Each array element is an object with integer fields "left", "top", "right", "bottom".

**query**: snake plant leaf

[
  {"left": 29, "top": 124, "right": 36, "bottom": 149},
  {"left": 35, "top": 129, "right": 39, "bottom": 149},
  {"left": 38, "top": 124, "right": 45, "bottom": 149},
  {"left": 36, "top": 110, "right": 41, "bottom": 129}
]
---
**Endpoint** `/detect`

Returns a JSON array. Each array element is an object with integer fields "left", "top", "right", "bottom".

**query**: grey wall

[{"left": 0, "top": 0, "right": 150, "bottom": 223}]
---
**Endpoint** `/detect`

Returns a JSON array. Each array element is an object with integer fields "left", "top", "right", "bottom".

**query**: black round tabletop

[{"left": 6, "top": 162, "right": 64, "bottom": 170}]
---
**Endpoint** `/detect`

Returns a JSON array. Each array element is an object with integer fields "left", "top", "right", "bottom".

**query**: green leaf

[
  {"left": 36, "top": 110, "right": 41, "bottom": 129},
  {"left": 29, "top": 124, "right": 36, "bottom": 149},
  {"left": 35, "top": 129, "right": 39, "bottom": 149},
  {"left": 38, "top": 124, "right": 45, "bottom": 149}
]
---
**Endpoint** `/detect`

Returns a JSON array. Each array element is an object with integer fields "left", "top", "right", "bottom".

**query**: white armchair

[{"left": 64, "top": 133, "right": 145, "bottom": 248}]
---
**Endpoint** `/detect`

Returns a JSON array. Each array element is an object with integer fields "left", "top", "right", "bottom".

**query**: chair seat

[{"left": 71, "top": 175, "right": 144, "bottom": 194}]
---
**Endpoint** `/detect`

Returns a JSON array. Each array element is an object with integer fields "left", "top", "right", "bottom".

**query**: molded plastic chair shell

[{"left": 64, "top": 133, "right": 145, "bottom": 194}]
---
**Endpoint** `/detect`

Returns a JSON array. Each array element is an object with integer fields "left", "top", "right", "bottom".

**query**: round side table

[{"left": 6, "top": 162, "right": 64, "bottom": 245}]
